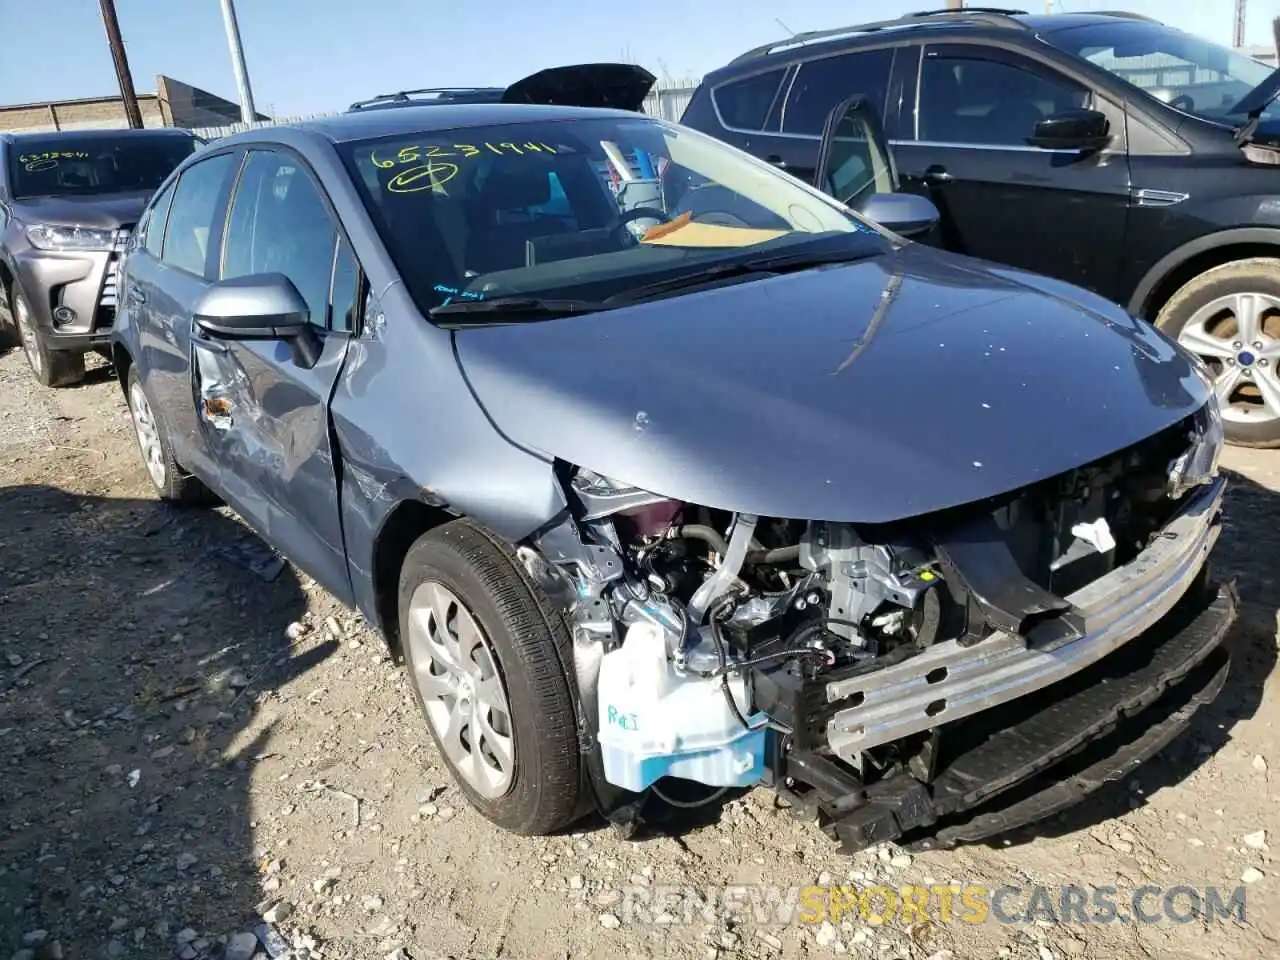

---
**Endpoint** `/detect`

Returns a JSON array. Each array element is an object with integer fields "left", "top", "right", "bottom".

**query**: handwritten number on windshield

[{"left": 372, "top": 141, "right": 558, "bottom": 171}]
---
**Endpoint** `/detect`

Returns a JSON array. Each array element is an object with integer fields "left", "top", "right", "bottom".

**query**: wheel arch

[
  {"left": 370, "top": 497, "right": 461, "bottom": 660},
  {"left": 1128, "top": 228, "right": 1280, "bottom": 322}
]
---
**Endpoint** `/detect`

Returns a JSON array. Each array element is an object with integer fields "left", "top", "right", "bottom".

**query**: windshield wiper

[
  {"left": 604, "top": 245, "right": 878, "bottom": 306},
  {"left": 428, "top": 295, "right": 605, "bottom": 326}
]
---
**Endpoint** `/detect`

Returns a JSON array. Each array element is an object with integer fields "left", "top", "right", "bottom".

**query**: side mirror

[
  {"left": 193, "top": 273, "right": 322, "bottom": 368},
  {"left": 853, "top": 192, "right": 940, "bottom": 239},
  {"left": 1028, "top": 109, "right": 1111, "bottom": 151}
]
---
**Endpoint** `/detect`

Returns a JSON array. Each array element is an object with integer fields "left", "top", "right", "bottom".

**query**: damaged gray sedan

[{"left": 111, "top": 66, "right": 1236, "bottom": 852}]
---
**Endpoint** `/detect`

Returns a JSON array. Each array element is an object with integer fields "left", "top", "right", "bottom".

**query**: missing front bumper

[
  {"left": 786, "top": 571, "right": 1237, "bottom": 853},
  {"left": 824, "top": 475, "right": 1226, "bottom": 759}
]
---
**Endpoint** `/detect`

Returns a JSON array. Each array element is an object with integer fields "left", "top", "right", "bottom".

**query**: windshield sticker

[{"left": 18, "top": 150, "right": 90, "bottom": 172}]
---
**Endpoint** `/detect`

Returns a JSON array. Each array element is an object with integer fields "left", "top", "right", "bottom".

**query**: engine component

[{"left": 686, "top": 513, "right": 758, "bottom": 625}]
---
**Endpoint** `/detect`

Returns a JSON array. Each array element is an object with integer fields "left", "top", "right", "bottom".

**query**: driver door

[{"left": 188, "top": 148, "right": 360, "bottom": 604}]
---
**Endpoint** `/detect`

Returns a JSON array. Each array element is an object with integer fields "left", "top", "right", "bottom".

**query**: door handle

[
  {"left": 923, "top": 166, "right": 954, "bottom": 185},
  {"left": 126, "top": 285, "right": 146, "bottom": 305},
  {"left": 765, "top": 154, "right": 788, "bottom": 170}
]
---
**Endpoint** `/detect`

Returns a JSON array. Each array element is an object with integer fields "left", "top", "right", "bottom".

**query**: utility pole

[
  {"left": 98, "top": 0, "right": 143, "bottom": 128},
  {"left": 944, "top": 0, "right": 964, "bottom": 9},
  {"left": 219, "top": 0, "right": 257, "bottom": 124},
  {"left": 1234, "top": 0, "right": 1247, "bottom": 49},
  {"left": 1273, "top": 15, "right": 1280, "bottom": 64}
]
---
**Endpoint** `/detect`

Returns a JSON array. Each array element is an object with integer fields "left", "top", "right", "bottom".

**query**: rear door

[
  {"left": 893, "top": 42, "right": 1132, "bottom": 299},
  {"left": 188, "top": 147, "right": 359, "bottom": 603}
]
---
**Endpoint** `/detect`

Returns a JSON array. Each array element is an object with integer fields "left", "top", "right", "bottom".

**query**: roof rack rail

[
  {"left": 346, "top": 86, "right": 506, "bottom": 111},
  {"left": 1089, "top": 10, "right": 1163, "bottom": 23},
  {"left": 728, "top": 8, "right": 1029, "bottom": 64}
]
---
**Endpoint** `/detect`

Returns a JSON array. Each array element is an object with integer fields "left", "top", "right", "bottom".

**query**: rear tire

[
  {"left": 13, "top": 289, "right": 84, "bottom": 387},
  {"left": 1154, "top": 257, "right": 1280, "bottom": 448},
  {"left": 398, "top": 519, "right": 583, "bottom": 835},
  {"left": 125, "top": 364, "right": 215, "bottom": 505}
]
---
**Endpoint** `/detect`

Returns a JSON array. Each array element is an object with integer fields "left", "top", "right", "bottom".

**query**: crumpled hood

[
  {"left": 454, "top": 245, "right": 1209, "bottom": 523},
  {"left": 13, "top": 190, "right": 151, "bottom": 229}
]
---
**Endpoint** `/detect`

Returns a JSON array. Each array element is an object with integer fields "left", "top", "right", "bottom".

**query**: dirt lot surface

[{"left": 1, "top": 344, "right": 1278, "bottom": 960}]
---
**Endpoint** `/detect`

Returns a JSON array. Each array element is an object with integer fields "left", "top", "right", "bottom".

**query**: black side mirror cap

[{"left": 1028, "top": 108, "right": 1111, "bottom": 152}]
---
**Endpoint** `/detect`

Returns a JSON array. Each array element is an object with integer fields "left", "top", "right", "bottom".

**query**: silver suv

[{"left": 0, "top": 128, "right": 200, "bottom": 386}]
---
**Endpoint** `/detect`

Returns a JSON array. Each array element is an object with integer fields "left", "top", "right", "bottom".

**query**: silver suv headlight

[{"left": 26, "top": 224, "right": 115, "bottom": 252}]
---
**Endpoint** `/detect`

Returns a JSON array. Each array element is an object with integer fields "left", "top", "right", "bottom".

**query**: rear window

[
  {"left": 712, "top": 68, "right": 788, "bottom": 130},
  {"left": 7, "top": 134, "right": 198, "bottom": 199}
]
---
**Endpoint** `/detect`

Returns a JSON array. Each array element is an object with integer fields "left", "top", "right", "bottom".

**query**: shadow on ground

[
  {"left": 0, "top": 484, "right": 336, "bottom": 960},
  {"left": 639, "top": 467, "right": 1279, "bottom": 851}
]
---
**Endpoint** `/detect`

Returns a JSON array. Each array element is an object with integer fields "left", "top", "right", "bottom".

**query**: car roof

[
  {"left": 226, "top": 102, "right": 650, "bottom": 147},
  {"left": 2, "top": 127, "right": 199, "bottom": 145},
  {"left": 711, "top": 9, "right": 1163, "bottom": 78}
]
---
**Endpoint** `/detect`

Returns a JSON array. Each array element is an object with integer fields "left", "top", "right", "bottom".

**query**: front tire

[
  {"left": 13, "top": 289, "right": 84, "bottom": 387},
  {"left": 398, "top": 519, "right": 583, "bottom": 835},
  {"left": 125, "top": 364, "right": 214, "bottom": 505},
  {"left": 1155, "top": 257, "right": 1280, "bottom": 448}
]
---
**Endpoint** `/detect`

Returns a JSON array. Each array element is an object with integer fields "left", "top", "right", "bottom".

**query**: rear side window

[
  {"left": 713, "top": 68, "right": 788, "bottom": 131},
  {"left": 782, "top": 49, "right": 895, "bottom": 135},
  {"left": 162, "top": 152, "right": 236, "bottom": 276}
]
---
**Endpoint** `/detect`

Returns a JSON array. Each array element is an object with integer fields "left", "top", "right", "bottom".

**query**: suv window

[
  {"left": 163, "top": 152, "right": 236, "bottom": 276},
  {"left": 221, "top": 149, "right": 345, "bottom": 329},
  {"left": 140, "top": 179, "right": 175, "bottom": 257},
  {"left": 782, "top": 49, "right": 894, "bottom": 135},
  {"left": 714, "top": 67, "right": 788, "bottom": 131},
  {"left": 918, "top": 50, "right": 1090, "bottom": 146}
]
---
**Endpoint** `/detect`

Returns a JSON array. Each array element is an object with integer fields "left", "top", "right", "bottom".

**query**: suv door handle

[
  {"left": 765, "top": 154, "right": 788, "bottom": 170},
  {"left": 923, "top": 166, "right": 954, "bottom": 185},
  {"left": 126, "top": 285, "right": 146, "bottom": 305}
]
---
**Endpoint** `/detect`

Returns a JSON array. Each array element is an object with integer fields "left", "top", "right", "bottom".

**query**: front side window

[
  {"left": 221, "top": 149, "right": 339, "bottom": 328},
  {"left": 139, "top": 180, "right": 176, "bottom": 257},
  {"left": 337, "top": 116, "right": 887, "bottom": 319},
  {"left": 1044, "top": 20, "right": 1275, "bottom": 123},
  {"left": 782, "top": 49, "right": 895, "bottom": 135},
  {"left": 6, "top": 134, "right": 198, "bottom": 200},
  {"left": 918, "top": 51, "right": 1090, "bottom": 146},
  {"left": 162, "top": 152, "right": 237, "bottom": 276},
  {"left": 714, "top": 67, "right": 788, "bottom": 131}
]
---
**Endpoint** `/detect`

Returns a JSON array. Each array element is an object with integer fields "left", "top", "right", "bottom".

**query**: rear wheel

[
  {"left": 13, "top": 290, "right": 85, "bottom": 387},
  {"left": 398, "top": 519, "right": 583, "bottom": 835},
  {"left": 1155, "top": 257, "right": 1280, "bottom": 448},
  {"left": 125, "top": 364, "right": 214, "bottom": 505}
]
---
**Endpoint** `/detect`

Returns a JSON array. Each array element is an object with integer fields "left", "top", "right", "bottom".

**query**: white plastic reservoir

[{"left": 596, "top": 621, "right": 770, "bottom": 793}]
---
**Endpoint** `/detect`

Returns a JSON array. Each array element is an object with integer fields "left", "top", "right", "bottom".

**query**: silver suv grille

[{"left": 100, "top": 227, "right": 132, "bottom": 309}]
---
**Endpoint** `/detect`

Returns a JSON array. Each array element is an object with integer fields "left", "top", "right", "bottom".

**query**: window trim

[
  {"left": 326, "top": 233, "right": 364, "bottom": 335},
  {"left": 138, "top": 177, "right": 176, "bottom": 258},
  {"left": 158, "top": 147, "right": 242, "bottom": 280},
  {"left": 216, "top": 143, "right": 365, "bottom": 336}
]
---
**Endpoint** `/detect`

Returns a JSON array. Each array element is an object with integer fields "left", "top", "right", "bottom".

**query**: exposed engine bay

[{"left": 525, "top": 400, "right": 1231, "bottom": 850}]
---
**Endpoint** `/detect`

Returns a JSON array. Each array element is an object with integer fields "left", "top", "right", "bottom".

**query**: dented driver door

[{"left": 189, "top": 149, "right": 360, "bottom": 604}]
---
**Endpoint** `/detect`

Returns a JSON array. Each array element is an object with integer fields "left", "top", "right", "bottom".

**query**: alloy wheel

[
  {"left": 1176, "top": 291, "right": 1280, "bottom": 426},
  {"left": 14, "top": 296, "right": 43, "bottom": 380},
  {"left": 406, "top": 580, "right": 515, "bottom": 799},
  {"left": 128, "top": 380, "right": 167, "bottom": 489}
]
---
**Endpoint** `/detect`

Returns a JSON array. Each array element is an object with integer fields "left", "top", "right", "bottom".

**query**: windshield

[
  {"left": 1046, "top": 20, "right": 1276, "bottom": 123},
  {"left": 8, "top": 134, "right": 199, "bottom": 199},
  {"left": 337, "top": 115, "right": 888, "bottom": 316}
]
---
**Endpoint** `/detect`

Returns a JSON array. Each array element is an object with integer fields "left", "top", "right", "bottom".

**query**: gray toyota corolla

[{"left": 111, "top": 68, "right": 1235, "bottom": 852}]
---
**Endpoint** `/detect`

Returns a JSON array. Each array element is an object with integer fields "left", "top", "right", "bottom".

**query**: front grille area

[{"left": 97, "top": 227, "right": 132, "bottom": 315}]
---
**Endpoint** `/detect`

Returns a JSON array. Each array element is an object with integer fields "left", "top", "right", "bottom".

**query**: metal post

[
  {"left": 99, "top": 0, "right": 144, "bottom": 129},
  {"left": 1234, "top": 0, "right": 1247, "bottom": 49},
  {"left": 944, "top": 0, "right": 964, "bottom": 9},
  {"left": 219, "top": 0, "right": 257, "bottom": 124},
  {"left": 1273, "top": 16, "right": 1280, "bottom": 65}
]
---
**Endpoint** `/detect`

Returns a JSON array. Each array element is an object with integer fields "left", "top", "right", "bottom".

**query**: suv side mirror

[
  {"left": 1028, "top": 109, "right": 1111, "bottom": 151},
  {"left": 193, "top": 273, "right": 322, "bottom": 368},
  {"left": 853, "top": 192, "right": 940, "bottom": 239}
]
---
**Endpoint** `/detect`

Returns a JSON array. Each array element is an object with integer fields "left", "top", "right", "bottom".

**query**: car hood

[
  {"left": 13, "top": 190, "right": 152, "bottom": 229},
  {"left": 453, "top": 245, "right": 1209, "bottom": 523},
  {"left": 502, "top": 63, "right": 655, "bottom": 112}
]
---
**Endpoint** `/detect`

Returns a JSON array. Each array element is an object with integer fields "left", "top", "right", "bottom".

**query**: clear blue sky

[{"left": 0, "top": 0, "right": 1274, "bottom": 118}]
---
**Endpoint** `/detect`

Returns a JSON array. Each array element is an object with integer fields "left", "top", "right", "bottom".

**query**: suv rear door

[{"left": 894, "top": 41, "right": 1132, "bottom": 300}]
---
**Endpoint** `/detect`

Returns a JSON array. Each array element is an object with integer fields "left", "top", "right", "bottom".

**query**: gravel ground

[{"left": 0, "top": 343, "right": 1278, "bottom": 960}]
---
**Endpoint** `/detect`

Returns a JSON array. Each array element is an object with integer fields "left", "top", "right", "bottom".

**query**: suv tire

[
  {"left": 1155, "top": 257, "right": 1280, "bottom": 448},
  {"left": 125, "top": 364, "right": 216, "bottom": 504},
  {"left": 398, "top": 519, "right": 583, "bottom": 835},
  {"left": 13, "top": 289, "right": 85, "bottom": 387}
]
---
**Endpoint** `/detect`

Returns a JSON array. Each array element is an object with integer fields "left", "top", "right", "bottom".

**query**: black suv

[{"left": 682, "top": 8, "right": 1280, "bottom": 447}]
